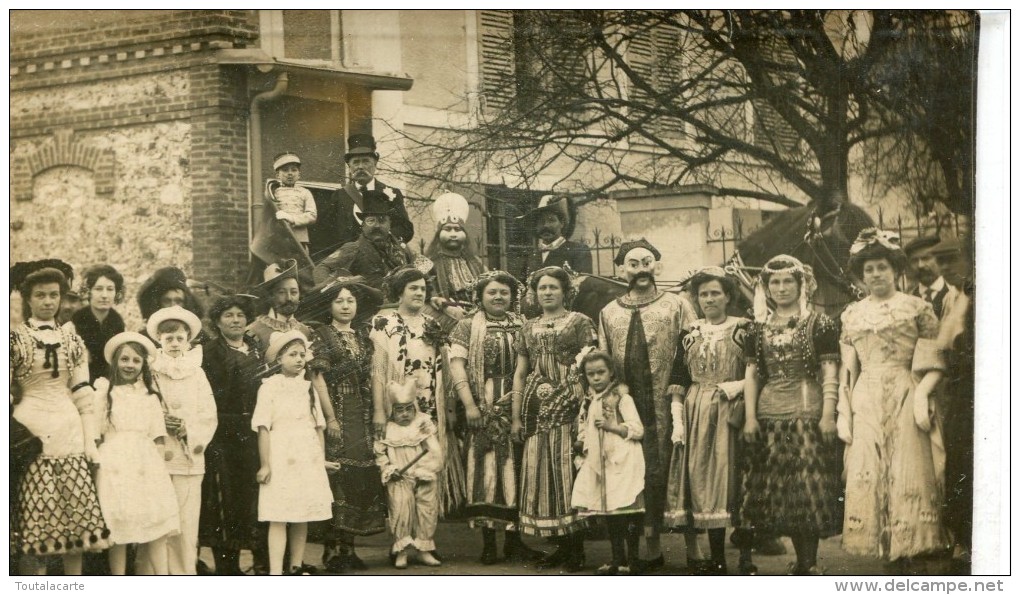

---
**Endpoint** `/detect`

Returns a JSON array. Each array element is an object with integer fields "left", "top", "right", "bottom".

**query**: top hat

[
  {"left": 518, "top": 194, "right": 576, "bottom": 238},
  {"left": 345, "top": 134, "right": 380, "bottom": 161}
]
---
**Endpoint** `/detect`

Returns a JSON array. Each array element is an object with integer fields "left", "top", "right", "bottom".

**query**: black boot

[
  {"left": 536, "top": 538, "right": 570, "bottom": 570},
  {"left": 504, "top": 531, "right": 545, "bottom": 562},
  {"left": 480, "top": 529, "right": 499, "bottom": 565},
  {"left": 563, "top": 535, "right": 585, "bottom": 573}
]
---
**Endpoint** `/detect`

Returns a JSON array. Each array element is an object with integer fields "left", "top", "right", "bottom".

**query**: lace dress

[{"left": 840, "top": 293, "right": 950, "bottom": 559}]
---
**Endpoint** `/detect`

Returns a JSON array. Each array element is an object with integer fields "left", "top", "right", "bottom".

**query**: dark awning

[{"left": 214, "top": 48, "right": 414, "bottom": 91}]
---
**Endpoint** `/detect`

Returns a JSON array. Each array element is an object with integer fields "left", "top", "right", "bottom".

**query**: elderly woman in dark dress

[
  {"left": 306, "top": 274, "right": 388, "bottom": 572},
  {"left": 65, "top": 265, "right": 126, "bottom": 385},
  {"left": 198, "top": 295, "right": 265, "bottom": 575},
  {"left": 10, "top": 263, "right": 110, "bottom": 574}
]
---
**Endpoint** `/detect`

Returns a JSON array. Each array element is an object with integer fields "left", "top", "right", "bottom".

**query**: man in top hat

[
  {"left": 330, "top": 133, "right": 415, "bottom": 248},
  {"left": 904, "top": 235, "right": 964, "bottom": 323},
  {"left": 520, "top": 195, "right": 592, "bottom": 281},
  {"left": 596, "top": 238, "right": 696, "bottom": 570},
  {"left": 247, "top": 259, "right": 311, "bottom": 353},
  {"left": 424, "top": 192, "right": 486, "bottom": 331},
  {"left": 313, "top": 189, "right": 416, "bottom": 291}
]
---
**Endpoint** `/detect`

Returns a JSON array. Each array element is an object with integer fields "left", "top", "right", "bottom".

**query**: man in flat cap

[
  {"left": 904, "top": 235, "right": 964, "bottom": 323},
  {"left": 596, "top": 238, "right": 696, "bottom": 571},
  {"left": 520, "top": 195, "right": 592, "bottom": 281},
  {"left": 313, "top": 189, "right": 416, "bottom": 292},
  {"left": 331, "top": 134, "right": 415, "bottom": 249}
]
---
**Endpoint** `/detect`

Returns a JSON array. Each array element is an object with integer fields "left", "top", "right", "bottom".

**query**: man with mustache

[
  {"left": 313, "top": 189, "right": 415, "bottom": 292},
  {"left": 247, "top": 259, "right": 311, "bottom": 355},
  {"left": 905, "top": 235, "right": 965, "bottom": 324},
  {"left": 424, "top": 192, "right": 486, "bottom": 332},
  {"left": 328, "top": 134, "right": 415, "bottom": 251},
  {"left": 596, "top": 239, "right": 696, "bottom": 573},
  {"left": 520, "top": 195, "right": 592, "bottom": 281}
]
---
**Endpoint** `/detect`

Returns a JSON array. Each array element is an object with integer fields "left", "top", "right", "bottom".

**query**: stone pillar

[{"left": 611, "top": 185, "right": 718, "bottom": 282}]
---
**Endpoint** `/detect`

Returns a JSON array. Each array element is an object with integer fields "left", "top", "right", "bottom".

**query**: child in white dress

[
  {"left": 145, "top": 306, "right": 217, "bottom": 575},
  {"left": 253, "top": 330, "right": 334, "bottom": 575},
  {"left": 94, "top": 332, "right": 180, "bottom": 575},
  {"left": 571, "top": 350, "right": 645, "bottom": 575},
  {"left": 374, "top": 380, "right": 444, "bottom": 569}
]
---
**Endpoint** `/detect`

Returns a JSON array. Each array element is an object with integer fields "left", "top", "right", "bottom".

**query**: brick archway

[{"left": 12, "top": 128, "right": 115, "bottom": 202}]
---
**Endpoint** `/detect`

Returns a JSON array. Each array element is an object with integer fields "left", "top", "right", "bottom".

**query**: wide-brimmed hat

[
  {"left": 137, "top": 267, "right": 191, "bottom": 320},
  {"left": 903, "top": 235, "right": 941, "bottom": 257},
  {"left": 146, "top": 306, "right": 204, "bottom": 342},
  {"left": 10, "top": 259, "right": 75, "bottom": 295},
  {"left": 517, "top": 194, "right": 576, "bottom": 238},
  {"left": 250, "top": 259, "right": 299, "bottom": 296},
  {"left": 345, "top": 134, "right": 380, "bottom": 161},
  {"left": 273, "top": 152, "right": 301, "bottom": 170},
  {"left": 103, "top": 331, "right": 158, "bottom": 365},
  {"left": 297, "top": 270, "right": 384, "bottom": 324},
  {"left": 265, "top": 329, "right": 310, "bottom": 363}
]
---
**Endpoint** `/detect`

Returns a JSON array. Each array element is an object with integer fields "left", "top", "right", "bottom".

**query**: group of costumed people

[{"left": 11, "top": 171, "right": 971, "bottom": 576}]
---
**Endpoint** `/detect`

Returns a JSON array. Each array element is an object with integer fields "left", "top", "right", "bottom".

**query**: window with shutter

[
  {"left": 749, "top": 38, "right": 802, "bottom": 157},
  {"left": 478, "top": 10, "right": 515, "bottom": 113},
  {"left": 626, "top": 22, "right": 687, "bottom": 137},
  {"left": 261, "top": 10, "right": 344, "bottom": 67}
]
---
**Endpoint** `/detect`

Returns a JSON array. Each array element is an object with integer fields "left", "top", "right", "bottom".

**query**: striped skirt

[{"left": 517, "top": 424, "right": 585, "bottom": 537}]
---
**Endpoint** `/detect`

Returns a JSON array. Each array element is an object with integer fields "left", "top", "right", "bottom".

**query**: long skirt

[
  {"left": 664, "top": 385, "right": 740, "bottom": 529},
  {"left": 13, "top": 454, "right": 110, "bottom": 556},
  {"left": 199, "top": 423, "right": 260, "bottom": 552},
  {"left": 517, "top": 425, "right": 585, "bottom": 537},
  {"left": 739, "top": 417, "right": 843, "bottom": 538}
]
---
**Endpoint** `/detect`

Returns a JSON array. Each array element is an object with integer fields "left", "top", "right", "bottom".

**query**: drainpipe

[{"left": 248, "top": 72, "right": 289, "bottom": 250}]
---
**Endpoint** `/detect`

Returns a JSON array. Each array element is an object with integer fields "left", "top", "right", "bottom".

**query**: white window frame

[{"left": 260, "top": 9, "right": 345, "bottom": 68}]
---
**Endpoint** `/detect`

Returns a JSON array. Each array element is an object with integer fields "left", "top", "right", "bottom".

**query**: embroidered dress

[
  {"left": 571, "top": 385, "right": 645, "bottom": 515},
  {"left": 371, "top": 311, "right": 464, "bottom": 514},
  {"left": 739, "top": 311, "right": 843, "bottom": 537},
  {"left": 199, "top": 335, "right": 263, "bottom": 554},
  {"left": 374, "top": 413, "right": 444, "bottom": 553},
  {"left": 450, "top": 312, "right": 524, "bottom": 530},
  {"left": 517, "top": 312, "right": 597, "bottom": 537},
  {"left": 308, "top": 326, "right": 387, "bottom": 543},
  {"left": 94, "top": 379, "right": 180, "bottom": 545},
  {"left": 840, "top": 293, "right": 950, "bottom": 560},
  {"left": 10, "top": 322, "right": 110, "bottom": 555},
  {"left": 665, "top": 317, "right": 749, "bottom": 529},
  {"left": 251, "top": 375, "right": 333, "bottom": 523},
  {"left": 598, "top": 292, "right": 695, "bottom": 529}
]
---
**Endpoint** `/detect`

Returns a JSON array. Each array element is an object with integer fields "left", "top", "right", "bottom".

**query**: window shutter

[{"left": 479, "top": 10, "right": 515, "bottom": 113}]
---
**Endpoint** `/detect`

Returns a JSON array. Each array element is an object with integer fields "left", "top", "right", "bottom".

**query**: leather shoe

[
  {"left": 537, "top": 548, "right": 568, "bottom": 570},
  {"left": 637, "top": 554, "right": 665, "bottom": 573}
]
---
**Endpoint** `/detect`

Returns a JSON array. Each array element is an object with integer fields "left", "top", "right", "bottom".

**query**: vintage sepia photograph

[{"left": 7, "top": 7, "right": 1008, "bottom": 583}]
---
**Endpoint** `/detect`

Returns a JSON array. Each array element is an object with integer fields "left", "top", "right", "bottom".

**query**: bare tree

[{"left": 398, "top": 10, "right": 976, "bottom": 215}]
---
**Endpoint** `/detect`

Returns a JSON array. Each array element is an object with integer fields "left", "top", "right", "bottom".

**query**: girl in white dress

[
  {"left": 94, "top": 332, "right": 180, "bottom": 575},
  {"left": 571, "top": 350, "right": 645, "bottom": 575},
  {"left": 253, "top": 330, "right": 335, "bottom": 575}
]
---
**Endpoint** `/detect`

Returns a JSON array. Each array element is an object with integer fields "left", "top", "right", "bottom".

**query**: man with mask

[
  {"left": 313, "top": 189, "right": 415, "bottom": 291},
  {"left": 520, "top": 195, "right": 592, "bottom": 280},
  {"left": 905, "top": 235, "right": 964, "bottom": 323},
  {"left": 424, "top": 192, "right": 486, "bottom": 331},
  {"left": 247, "top": 259, "right": 311, "bottom": 354},
  {"left": 596, "top": 239, "right": 696, "bottom": 572}
]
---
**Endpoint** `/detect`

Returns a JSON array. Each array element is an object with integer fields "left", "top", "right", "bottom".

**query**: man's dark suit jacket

[
  {"left": 307, "top": 179, "right": 414, "bottom": 261},
  {"left": 523, "top": 239, "right": 593, "bottom": 281}
]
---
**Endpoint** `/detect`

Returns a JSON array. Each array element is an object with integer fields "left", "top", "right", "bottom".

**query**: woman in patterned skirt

[
  {"left": 511, "top": 266, "right": 597, "bottom": 573},
  {"left": 448, "top": 270, "right": 544, "bottom": 565},
  {"left": 10, "top": 262, "right": 110, "bottom": 574},
  {"left": 741, "top": 255, "right": 842, "bottom": 575},
  {"left": 839, "top": 230, "right": 950, "bottom": 568},
  {"left": 307, "top": 274, "right": 388, "bottom": 572}
]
